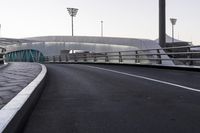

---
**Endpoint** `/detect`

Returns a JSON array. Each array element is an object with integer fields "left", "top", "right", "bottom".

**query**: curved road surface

[{"left": 23, "top": 64, "right": 200, "bottom": 133}]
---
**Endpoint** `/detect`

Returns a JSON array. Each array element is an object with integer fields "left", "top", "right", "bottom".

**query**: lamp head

[
  {"left": 67, "top": 8, "right": 78, "bottom": 17},
  {"left": 170, "top": 18, "right": 177, "bottom": 25}
]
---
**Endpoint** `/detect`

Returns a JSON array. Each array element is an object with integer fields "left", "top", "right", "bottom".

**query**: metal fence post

[
  {"left": 74, "top": 54, "right": 77, "bottom": 62},
  {"left": 157, "top": 49, "right": 162, "bottom": 64},
  {"left": 105, "top": 53, "right": 109, "bottom": 62},
  {"left": 135, "top": 51, "right": 139, "bottom": 63},
  {"left": 84, "top": 53, "right": 87, "bottom": 62},
  {"left": 92, "top": 53, "right": 97, "bottom": 62},
  {"left": 59, "top": 55, "right": 61, "bottom": 62},
  {"left": 187, "top": 47, "right": 193, "bottom": 65},
  {"left": 119, "top": 52, "right": 123, "bottom": 63},
  {"left": 53, "top": 56, "right": 56, "bottom": 62},
  {"left": 66, "top": 54, "right": 69, "bottom": 62}
]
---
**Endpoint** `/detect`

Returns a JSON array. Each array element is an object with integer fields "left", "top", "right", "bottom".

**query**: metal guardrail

[
  {"left": 5, "top": 49, "right": 45, "bottom": 63},
  {"left": 45, "top": 45, "right": 200, "bottom": 66},
  {"left": 0, "top": 47, "right": 6, "bottom": 64}
]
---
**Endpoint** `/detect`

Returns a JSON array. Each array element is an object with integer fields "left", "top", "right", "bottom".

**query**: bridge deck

[{"left": 23, "top": 64, "right": 200, "bottom": 133}]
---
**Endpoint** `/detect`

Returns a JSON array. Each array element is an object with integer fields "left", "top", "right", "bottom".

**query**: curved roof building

[
  {"left": 5, "top": 36, "right": 161, "bottom": 56},
  {"left": 1, "top": 36, "right": 173, "bottom": 65}
]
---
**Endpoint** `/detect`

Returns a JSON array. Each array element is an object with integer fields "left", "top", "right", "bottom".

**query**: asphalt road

[{"left": 23, "top": 64, "right": 200, "bottom": 133}]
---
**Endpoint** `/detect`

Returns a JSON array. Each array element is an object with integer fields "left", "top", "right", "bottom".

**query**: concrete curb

[
  {"left": 0, "top": 64, "right": 47, "bottom": 133},
  {"left": 0, "top": 63, "right": 9, "bottom": 70}
]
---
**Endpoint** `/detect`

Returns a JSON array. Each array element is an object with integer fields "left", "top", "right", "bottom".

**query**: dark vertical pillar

[{"left": 159, "top": 0, "right": 166, "bottom": 47}]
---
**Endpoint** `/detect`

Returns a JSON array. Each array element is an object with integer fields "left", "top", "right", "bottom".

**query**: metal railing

[
  {"left": 5, "top": 49, "right": 45, "bottom": 63},
  {"left": 0, "top": 47, "right": 6, "bottom": 64},
  {"left": 45, "top": 45, "right": 200, "bottom": 66}
]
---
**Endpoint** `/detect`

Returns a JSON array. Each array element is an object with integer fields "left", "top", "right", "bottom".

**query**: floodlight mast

[
  {"left": 170, "top": 18, "right": 177, "bottom": 43},
  {"left": 0, "top": 24, "right": 1, "bottom": 38},
  {"left": 101, "top": 21, "right": 103, "bottom": 37},
  {"left": 67, "top": 8, "right": 78, "bottom": 36}
]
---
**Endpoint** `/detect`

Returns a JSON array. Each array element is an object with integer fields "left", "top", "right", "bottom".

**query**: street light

[
  {"left": 67, "top": 8, "right": 79, "bottom": 36},
  {"left": 170, "top": 18, "right": 177, "bottom": 43},
  {"left": 101, "top": 21, "right": 103, "bottom": 37},
  {"left": 0, "top": 24, "right": 1, "bottom": 38}
]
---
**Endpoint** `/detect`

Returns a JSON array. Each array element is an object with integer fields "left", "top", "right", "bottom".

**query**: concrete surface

[
  {"left": 0, "top": 64, "right": 46, "bottom": 133},
  {"left": 0, "top": 63, "right": 41, "bottom": 109},
  {"left": 23, "top": 64, "right": 200, "bottom": 133}
]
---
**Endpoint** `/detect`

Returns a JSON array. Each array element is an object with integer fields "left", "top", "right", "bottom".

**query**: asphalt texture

[{"left": 23, "top": 64, "right": 200, "bottom": 133}]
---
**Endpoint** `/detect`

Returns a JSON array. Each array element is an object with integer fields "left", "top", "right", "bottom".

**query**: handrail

[
  {"left": 63, "top": 51, "right": 199, "bottom": 58},
  {"left": 83, "top": 45, "right": 200, "bottom": 55},
  {"left": 45, "top": 45, "right": 200, "bottom": 66}
]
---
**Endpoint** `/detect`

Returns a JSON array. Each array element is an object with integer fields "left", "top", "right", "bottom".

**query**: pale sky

[{"left": 0, "top": 0, "right": 200, "bottom": 44}]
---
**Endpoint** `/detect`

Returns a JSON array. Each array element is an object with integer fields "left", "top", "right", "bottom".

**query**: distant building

[
  {"left": 3, "top": 36, "right": 163, "bottom": 56},
  {"left": 1, "top": 36, "right": 173, "bottom": 65}
]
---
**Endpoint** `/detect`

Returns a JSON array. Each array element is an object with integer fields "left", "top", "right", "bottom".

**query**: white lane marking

[{"left": 86, "top": 65, "right": 200, "bottom": 93}]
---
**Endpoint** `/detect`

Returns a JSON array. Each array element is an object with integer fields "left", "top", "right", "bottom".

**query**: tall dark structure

[{"left": 159, "top": 0, "right": 166, "bottom": 47}]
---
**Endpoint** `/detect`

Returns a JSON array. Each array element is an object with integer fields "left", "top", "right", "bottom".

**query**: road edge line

[{"left": 87, "top": 65, "right": 200, "bottom": 93}]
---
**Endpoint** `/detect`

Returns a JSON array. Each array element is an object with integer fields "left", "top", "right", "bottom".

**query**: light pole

[
  {"left": 0, "top": 24, "right": 1, "bottom": 38},
  {"left": 170, "top": 18, "right": 177, "bottom": 43},
  {"left": 67, "top": 8, "right": 78, "bottom": 36},
  {"left": 101, "top": 21, "right": 103, "bottom": 37}
]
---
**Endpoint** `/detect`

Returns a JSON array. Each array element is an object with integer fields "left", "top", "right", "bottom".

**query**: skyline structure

[
  {"left": 0, "top": 0, "right": 200, "bottom": 45},
  {"left": 170, "top": 18, "right": 177, "bottom": 43},
  {"left": 101, "top": 21, "right": 103, "bottom": 37},
  {"left": 67, "top": 8, "right": 78, "bottom": 36}
]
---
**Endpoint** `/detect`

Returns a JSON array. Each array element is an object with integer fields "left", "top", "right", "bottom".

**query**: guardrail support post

[
  {"left": 65, "top": 54, "right": 69, "bottom": 62},
  {"left": 187, "top": 47, "right": 193, "bottom": 65},
  {"left": 74, "top": 54, "right": 77, "bottom": 62},
  {"left": 135, "top": 51, "right": 139, "bottom": 63},
  {"left": 119, "top": 52, "right": 123, "bottom": 63},
  {"left": 53, "top": 56, "right": 56, "bottom": 62},
  {"left": 59, "top": 56, "right": 61, "bottom": 62},
  {"left": 84, "top": 53, "right": 87, "bottom": 62},
  {"left": 93, "top": 54, "right": 97, "bottom": 62},
  {"left": 0, "top": 54, "right": 4, "bottom": 64},
  {"left": 157, "top": 49, "right": 162, "bottom": 64},
  {"left": 105, "top": 53, "right": 109, "bottom": 62},
  {"left": 0, "top": 48, "right": 6, "bottom": 64},
  {"left": 94, "top": 56, "right": 97, "bottom": 62}
]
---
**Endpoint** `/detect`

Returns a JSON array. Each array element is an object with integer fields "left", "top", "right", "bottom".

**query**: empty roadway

[{"left": 23, "top": 64, "right": 200, "bottom": 133}]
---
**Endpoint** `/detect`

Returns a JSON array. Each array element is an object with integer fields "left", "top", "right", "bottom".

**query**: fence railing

[
  {"left": 0, "top": 47, "right": 6, "bottom": 64},
  {"left": 45, "top": 45, "right": 200, "bottom": 66},
  {"left": 5, "top": 49, "right": 45, "bottom": 63}
]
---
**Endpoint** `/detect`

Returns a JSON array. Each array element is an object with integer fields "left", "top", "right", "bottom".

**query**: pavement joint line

[
  {"left": 0, "top": 64, "right": 47, "bottom": 133},
  {"left": 86, "top": 65, "right": 200, "bottom": 93}
]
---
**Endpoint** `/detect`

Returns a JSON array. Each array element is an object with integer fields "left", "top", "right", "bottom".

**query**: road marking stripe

[{"left": 87, "top": 65, "right": 200, "bottom": 93}]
